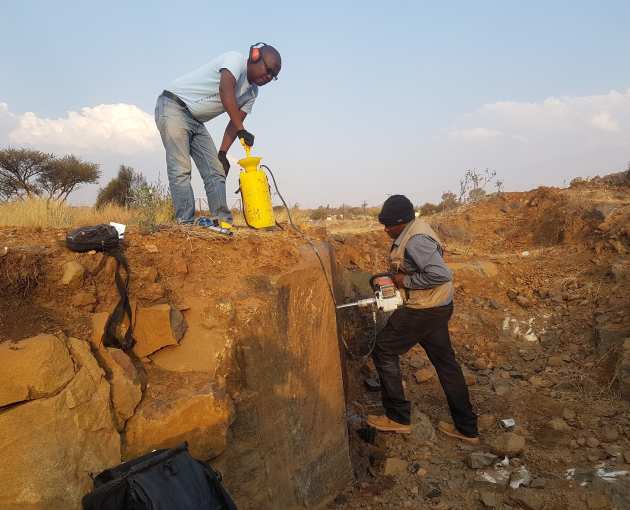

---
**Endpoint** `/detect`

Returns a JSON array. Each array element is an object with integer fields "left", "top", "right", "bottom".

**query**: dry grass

[
  {"left": 0, "top": 247, "right": 43, "bottom": 297},
  {"left": 0, "top": 198, "right": 142, "bottom": 229},
  {"left": 0, "top": 198, "right": 375, "bottom": 233},
  {"left": 231, "top": 207, "right": 311, "bottom": 227}
]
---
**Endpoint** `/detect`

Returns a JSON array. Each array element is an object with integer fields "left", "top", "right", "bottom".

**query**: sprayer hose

[{"left": 260, "top": 164, "right": 378, "bottom": 361}]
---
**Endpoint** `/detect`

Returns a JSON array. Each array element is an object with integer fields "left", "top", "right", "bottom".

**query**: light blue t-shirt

[{"left": 167, "top": 51, "right": 258, "bottom": 122}]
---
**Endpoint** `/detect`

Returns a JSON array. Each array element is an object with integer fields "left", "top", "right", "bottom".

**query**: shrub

[
  {"left": 95, "top": 165, "right": 141, "bottom": 208},
  {"left": 128, "top": 180, "right": 174, "bottom": 233}
]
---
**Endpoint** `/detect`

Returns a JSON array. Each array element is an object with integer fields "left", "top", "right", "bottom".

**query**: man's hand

[
  {"left": 218, "top": 151, "right": 230, "bottom": 177},
  {"left": 392, "top": 273, "right": 407, "bottom": 288},
  {"left": 237, "top": 129, "right": 255, "bottom": 147}
]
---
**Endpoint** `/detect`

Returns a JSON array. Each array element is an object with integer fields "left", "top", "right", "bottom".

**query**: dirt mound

[
  {"left": 328, "top": 180, "right": 630, "bottom": 509},
  {"left": 424, "top": 182, "right": 630, "bottom": 257}
]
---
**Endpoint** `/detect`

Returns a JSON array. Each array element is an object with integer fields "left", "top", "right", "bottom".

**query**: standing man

[
  {"left": 155, "top": 43, "right": 281, "bottom": 231},
  {"left": 367, "top": 195, "right": 479, "bottom": 444}
]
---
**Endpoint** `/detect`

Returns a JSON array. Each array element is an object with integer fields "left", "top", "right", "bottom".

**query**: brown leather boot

[
  {"left": 438, "top": 421, "right": 480, "bottom": 445},
  {"left": 367, "top": 415, "right": 411, "bottom": 434}
]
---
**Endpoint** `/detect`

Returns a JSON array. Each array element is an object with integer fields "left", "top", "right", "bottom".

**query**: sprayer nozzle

[{"left": 240, "top": 138, "right": 251, "bottom": 157}]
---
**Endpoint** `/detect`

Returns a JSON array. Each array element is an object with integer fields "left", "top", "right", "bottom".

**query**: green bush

[{"left": 95, "top": 165, "right": 140, "bottom": 208}]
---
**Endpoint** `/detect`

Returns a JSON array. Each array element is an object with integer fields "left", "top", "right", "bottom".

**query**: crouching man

[{"left": 367, "top": 195, "right": 479, "bottom": 444}]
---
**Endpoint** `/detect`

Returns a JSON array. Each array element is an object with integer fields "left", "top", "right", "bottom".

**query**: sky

[{"left": 1, "top": 1, "right": 629, "bottom": 208}]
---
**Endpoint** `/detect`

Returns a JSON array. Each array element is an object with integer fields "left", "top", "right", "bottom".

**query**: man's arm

[
  {"left": 400, "top": 235, "right": 452, "bottom": 289},
  {"left": 219, "top": 69, "right": 245, "bottom": 131},
  {"left": 219, "top": 110, "right": 247, "bottom": 152},
  {"left": 218, "top": 69, "right": 254, "bottom": 151}
]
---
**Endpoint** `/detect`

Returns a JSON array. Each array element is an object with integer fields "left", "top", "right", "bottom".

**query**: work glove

[
  {"left": 236, "top": 129, "right": 255, "bottom": 147},
  {"left": 392, "top": 273, "right": 407, "bottom": 288},
  {"left": 218, "top": 150, "right": 230, "bottom": 177}
]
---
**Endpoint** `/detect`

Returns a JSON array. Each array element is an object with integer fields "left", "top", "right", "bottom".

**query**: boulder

[
  {"left": 478, "top": 414, "right": 496, "bottom": 431},
  {"left": 488, "top": 432, "right": 526, "bottom": 456},
  {"left": 105, "top": 347, "right": 143, "bottom": 430},
  {"left": 509, "top": 488, "right": 544, "bottom": 510},
  {"left": 466, "top": 451, "right": 498, "bottom": 469},
  {"left": 88, "top": 314, "right": 143, "bottom": 429},
  {"left": 383, "top": 457, "right": 408, "bottom": 477},
  {"left": 133, "top": 304, "right": 186, "bottom": 358},
  {"left": 150, "top": 298, "right": 232, "bottom": 373},
  {"left": 124, "top": 368, "right": 233, "bottom": 460},
  {"left": 138, "top": 282, "right": 165, "bottom": 302},
  {"left": 0, "top": 337, "right": 120, "bottom": 510},
  {"left": 479, "top": 489, "right": 502, "bottom": 508},
  {"left": 0, "top": 334, "right": 75, "bottom": 407},
  {"left": 547, "top": 417, "right": 571, "bottom": 432},
  {"left": 90, "top": 312, "right": 110, "bottom": 350},
  {"left": 538, "top": 418, "right": 572, "bottom": 446},
  {"left": 411, "top": 411, "right": 436, "bottom": 443},
  {"left": 61, "top": 260, "right": 85, "bottom": 288},
  {"left": 414, "top": 367, "right": 435, "bottom": 383}
]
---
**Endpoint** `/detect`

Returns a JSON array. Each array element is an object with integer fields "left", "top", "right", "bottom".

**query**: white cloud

[
  {"left": 465, "top": 89, "right": 630, "bottom": 137},
  {"left": 591, "top": 112, "right": 620, "bottom": 132},
  {"left": 449, "top": 127, "right": 503, "bottom": 142},
  {"left": 8, "top": 103, "right": 160, "bottom": 153},
  {"left": 425, "top": 88, "right": 630, "bottom": 195},
  {"left": 0, "top": 102, "right": 165, "bottom": 204},
  {"left": 0, "top": 102, "right": 17, "bottom": 140}
]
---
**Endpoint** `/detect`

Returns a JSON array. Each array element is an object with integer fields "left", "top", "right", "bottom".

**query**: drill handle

[{"left": 369, "top": 272, "right": 395, "bottom": 290}]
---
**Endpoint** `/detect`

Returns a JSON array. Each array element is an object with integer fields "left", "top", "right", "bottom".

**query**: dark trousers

[{"left": 371, "top": 302, "right": 478, "bottom": 436}]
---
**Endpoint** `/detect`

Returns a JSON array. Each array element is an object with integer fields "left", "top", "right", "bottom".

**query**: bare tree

[{"left": 459, "top": 168, "right": 497, "bottom": 202}]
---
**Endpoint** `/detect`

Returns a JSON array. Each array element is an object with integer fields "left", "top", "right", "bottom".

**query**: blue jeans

[{"left": 154, "top": 94, "right": 232, "bottom": 224}]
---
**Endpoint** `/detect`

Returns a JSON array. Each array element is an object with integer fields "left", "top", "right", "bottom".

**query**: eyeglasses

[{"left": 262, "top": 59, "right": 279, "bottom": 81}]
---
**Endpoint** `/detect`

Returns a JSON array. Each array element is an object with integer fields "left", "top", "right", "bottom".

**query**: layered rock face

[
  {"left": 214, "top": 244, "right": 352, "bottom": 509},
  {"left": 0, "top": 240, "right": 352, "bottom": 509}
]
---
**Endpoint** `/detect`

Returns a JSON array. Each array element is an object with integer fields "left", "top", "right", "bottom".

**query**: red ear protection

[{"left": 249, "top": 42, "right": 268, "bottom": 63}]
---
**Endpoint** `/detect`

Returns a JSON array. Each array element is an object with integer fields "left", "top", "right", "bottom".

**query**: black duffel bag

[{"left": 82, "top": 443, "right": 237, "bottom": 510}]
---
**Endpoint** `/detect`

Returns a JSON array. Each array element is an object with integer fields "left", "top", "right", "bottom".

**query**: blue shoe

[{"left": 195, "top": 217, "right": 233, "bottom": 236}]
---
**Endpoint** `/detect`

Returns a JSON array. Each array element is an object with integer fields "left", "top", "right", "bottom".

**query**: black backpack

[
  {"left": 66, "top": 224, "right": 134, "bottom": 351},
  {"left": 66, "top": 224, "right": 121, "bottom": 252},
  {"left": 82, "top": 443, "right": 237, "bottom": 510}
]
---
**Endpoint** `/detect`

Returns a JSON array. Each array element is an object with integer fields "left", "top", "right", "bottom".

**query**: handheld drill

[{"left": 336, "top": 273, "right": 404, "bottom": 313}]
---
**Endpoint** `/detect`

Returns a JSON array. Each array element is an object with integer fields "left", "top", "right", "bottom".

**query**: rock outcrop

[
  {"left": 0, "top": 334, "right": 75, "bottom": 407},
  {"left": 0, "top": 336, "right": 120, "bottom": 510},
  {"left": 133, "top": 303, "right": 186, "bottom": 357},
  {"left": 123, "top": 368, "right": 234, "bottom": 460}
]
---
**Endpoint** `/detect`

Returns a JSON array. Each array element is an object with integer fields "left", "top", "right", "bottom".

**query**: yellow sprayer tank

[{"left": 237, "top": 145, "right": 275, "bottom": 229}]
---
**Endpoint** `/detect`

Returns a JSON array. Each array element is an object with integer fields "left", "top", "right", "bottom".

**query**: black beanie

[{"left": 378, "top": 195, "right": 415, "bottom": 226}]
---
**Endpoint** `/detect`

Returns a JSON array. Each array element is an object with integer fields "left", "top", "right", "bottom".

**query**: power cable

[{"left": 261, "top": 164, "right": 378, "bottom": 361}]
